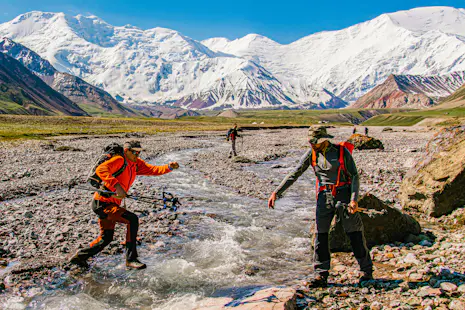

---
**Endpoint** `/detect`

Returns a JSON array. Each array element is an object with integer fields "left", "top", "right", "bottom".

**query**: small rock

[
  {"left": 404, "top": 253, "right": 421, "bottom": 265},
  {"left": 389, "top": 300, "right": 401, "bottom": 307},
  {"left": 407, "top": 297, "right": 421, "bottom": 306},
  {"left": 409, "top": 273, "right": 423, "bottom": 282},
  {"left": 419, "top": 239, "right": 433, "bottom": 247},
  {"left": 457, "top": 284, "right": 465, "bottom": 293},
  {"left": 449, "top": 300, "right": 465, "bottom": 310},
  {"left": 440, "top": 282, "right": 458, "bottom": 293},
  {"left": 370, "top": 301, "right": 382, "bottom": 310},
  {"left": 244, "top": 264, "right": 260, "bottom": 276}
]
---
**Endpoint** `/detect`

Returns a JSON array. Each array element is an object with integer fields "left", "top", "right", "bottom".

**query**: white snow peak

[{"left": 0, "top": 6, "right": 464, "bottom": 109}]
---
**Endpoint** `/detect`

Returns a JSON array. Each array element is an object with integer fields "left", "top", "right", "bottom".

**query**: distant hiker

[
  {"left": 226, "top": 123, "right": 240, "bottom": 158},
  {"left": 70, "top": 140, "right": 179, "bottom": 270},
  {"left": 267, "top": 126, "right": 373, "bottom": 287},
  {"left": 364, "top": 127, "right": 369, "bottom": 136},
  {"left": 352, "top": 127, "right": 357, "bottom": 134}
]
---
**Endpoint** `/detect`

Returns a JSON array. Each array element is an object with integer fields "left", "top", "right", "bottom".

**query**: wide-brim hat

[
  {"left": 124, "top": 140, "right": 144, "bottom": 151},
  {"left": 308, "top": 126, "right": 334, "bottom": 141}
]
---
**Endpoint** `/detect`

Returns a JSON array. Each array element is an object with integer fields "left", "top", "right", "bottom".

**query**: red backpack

[{"left": 311, "top": 141, "right": 354, "bottom": 197}]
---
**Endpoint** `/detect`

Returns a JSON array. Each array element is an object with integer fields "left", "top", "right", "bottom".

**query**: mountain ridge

[
  {"left": 1, "top": 7, "right": 464, "bottom": 110},
  {"left": 0, "top": 37, "right": 137, "bottom": 116},
  {"left": 0, "top": 52, "right": 88, "bottom": 116},
  {"left": 352, "top": 71, "right": 465, "bottom": 109}
]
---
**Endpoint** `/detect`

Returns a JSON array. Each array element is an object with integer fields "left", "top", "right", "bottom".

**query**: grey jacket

[{"left": 274, "top": 144, "right": 360, "bottom": 201}]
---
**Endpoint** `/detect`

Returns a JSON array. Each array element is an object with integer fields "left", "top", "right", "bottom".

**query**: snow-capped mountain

[
  {"left": 0, "top": 37, "right": 135, "bottom": 116},
  {"left": 352, "top": 71, "right": 465, "bottom": 108},
  {"left": 0, "top": 7, "right": 464, "bottom": 110},
  {"left": 0, "top": 12, "right": 340, "bottom": 110},
  {"left": 203, "top": 6, "right": 465, "bottom": 103}
]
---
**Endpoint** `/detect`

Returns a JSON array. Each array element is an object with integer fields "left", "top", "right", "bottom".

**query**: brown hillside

[{"left": 0, "top": 53, "right": 88, "bottom": 116}]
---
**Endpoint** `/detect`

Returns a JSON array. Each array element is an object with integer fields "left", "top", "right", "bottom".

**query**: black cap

[{"left": 123, "top": 140, "right": 144, "bottom": 151}]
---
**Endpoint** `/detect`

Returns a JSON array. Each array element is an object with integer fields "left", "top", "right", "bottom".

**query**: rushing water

[{"left": 2, "top": 146, "right": 318, "bottom": 310}]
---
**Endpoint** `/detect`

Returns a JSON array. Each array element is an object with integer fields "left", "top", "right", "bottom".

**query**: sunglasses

[{"left": 130, "top": 150, "right": 141, "bottom": 156}]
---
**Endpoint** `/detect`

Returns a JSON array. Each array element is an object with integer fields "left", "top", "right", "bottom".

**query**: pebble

[{"left": 449, "top": 300, "right": 465, "bottom": 310}]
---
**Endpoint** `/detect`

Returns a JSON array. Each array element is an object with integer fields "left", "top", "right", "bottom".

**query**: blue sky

[{"left": 0, "top": 0, "right": 462, "bottom": 43}]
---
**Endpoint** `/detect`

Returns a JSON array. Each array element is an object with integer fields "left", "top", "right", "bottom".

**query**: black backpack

[
  {"left": 87, "top": 143, "right": 127, "bottom": 189},
  {"left": 226, "top": 128, "right": 233, "bottom": 140}
]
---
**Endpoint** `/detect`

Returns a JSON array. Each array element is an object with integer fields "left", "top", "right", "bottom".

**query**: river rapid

[{"left": 1, "top": 143, "right": 317, "bottom": 310}]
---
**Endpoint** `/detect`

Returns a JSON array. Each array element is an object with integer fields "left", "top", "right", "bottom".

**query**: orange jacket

[{"left": 93, "top": 155, "right": 172, "bottom": 205}]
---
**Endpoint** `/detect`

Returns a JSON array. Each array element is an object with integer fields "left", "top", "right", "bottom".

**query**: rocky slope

[
  {"left": 0, "top": 38, "right": 136, "bottom": 116},
  {"left": 352, "top": 72, "right": 465, "bottom": 109},
  {"left": 0, "top": 52, "right": 88, "bottom": 116}
]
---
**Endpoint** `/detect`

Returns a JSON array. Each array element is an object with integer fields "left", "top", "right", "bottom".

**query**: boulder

[
  {"left": 192, "top": 287, "right": 297, "bottom": 310},
  {"left": 330, "top": 193, "right": 421, "bottom": 252},
  {"left": 346, "top": 134, "right": 384, "bottom": 150},
  {"left": 399, "top": 125, "right": 465, "bottom": 217}
]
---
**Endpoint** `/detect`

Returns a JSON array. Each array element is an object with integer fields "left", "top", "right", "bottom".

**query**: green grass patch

[
  {"left": 362, "top": 114, "right": 425, "bottom": 126},
  {"left": 0, "top": 108, "right": 425, "bottom": 140},
  {"left": 362, "top": 107, "right": 465, "bottom": 126},
  {"left": 0, "top": 100, "right": 29, "bottom": 114},
  {"left": 77, "top": 103, "right": 127, "bottom": 118}
]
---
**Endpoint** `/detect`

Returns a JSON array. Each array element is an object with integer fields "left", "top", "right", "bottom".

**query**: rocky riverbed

[{"left": 1, "top": 126, "right": 465, "bottom": 309}]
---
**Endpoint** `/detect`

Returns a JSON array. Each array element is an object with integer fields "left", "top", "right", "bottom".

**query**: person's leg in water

[
  {"left": 70, "top": 201, "right": 146, "bottom": 269},
  {"left": 307, "top": 190, "right": 336, "bottom": 288},
  {"left": 70, "top": 201, "right": 116, "bottom": 268}
]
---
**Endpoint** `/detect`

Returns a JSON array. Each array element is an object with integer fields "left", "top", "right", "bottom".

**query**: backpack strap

[
  {"left": 113, "top": 156, "right": 127, "bottom": 178},
  {"left": 100, "top": 156, "right": 127, "bottom": 196},
  {"left": 311, "top": 149, "right": 320, "bottom": 197}
]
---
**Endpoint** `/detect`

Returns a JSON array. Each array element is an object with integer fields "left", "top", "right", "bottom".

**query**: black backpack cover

[{"left": 87, "top": 143, "right": 127, "bottom": 189}]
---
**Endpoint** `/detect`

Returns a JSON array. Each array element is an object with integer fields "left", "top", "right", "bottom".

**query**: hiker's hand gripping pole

[{"left": 348, "top": 200, "right": 359, "bottom": 214}]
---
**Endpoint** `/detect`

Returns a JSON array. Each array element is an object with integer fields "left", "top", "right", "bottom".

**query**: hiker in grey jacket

[{"left": 267, "top": 126, "right": 373, "bottom": 287}]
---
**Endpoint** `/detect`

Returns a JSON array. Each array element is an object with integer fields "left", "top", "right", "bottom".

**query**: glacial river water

[{"left": 2, "top": 146, "right": 318, "bottom": 309}]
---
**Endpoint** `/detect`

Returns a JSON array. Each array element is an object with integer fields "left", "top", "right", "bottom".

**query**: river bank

[{"left": 1, "top": 126, "right": 465, "bottom": 309}]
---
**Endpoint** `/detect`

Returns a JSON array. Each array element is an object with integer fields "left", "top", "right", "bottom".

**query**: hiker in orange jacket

[
  {"left": 70, "top": 140, "right": 179, "bottom": 269},
  {"left": 267, "top": 126, "right": 373, "bottom": 287}
]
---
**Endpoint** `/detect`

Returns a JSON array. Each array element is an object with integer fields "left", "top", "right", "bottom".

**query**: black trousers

[
  {"left": 76, "top": 200, "right": 139, "bottom": 261},
  {"left": 313, "top": 187, "right": 373, "bottom": 277}
]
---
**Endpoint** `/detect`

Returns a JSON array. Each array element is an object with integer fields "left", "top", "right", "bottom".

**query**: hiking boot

[
  {"left": 359, "top": 271, "right": 374, "bottom": 283},
  {"left": 69, "top": 253, "right": 89, "bottom": 268},
  {"left": 303, "top": 275, "right": 328, "bottom": 288},
  {"left": 126, "top": 259, "right": 147, "bottom": 270}
]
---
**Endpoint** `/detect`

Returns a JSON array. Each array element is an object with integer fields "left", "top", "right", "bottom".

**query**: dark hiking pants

[
  {"left": 229, "top": 139, "right": 237, "bottom": 157},
  {"left": 76, "top": 200, "right": 139, "bottom": 261},
  {"left": 313, "top": 187, "right": 373, "bottom": 278}
]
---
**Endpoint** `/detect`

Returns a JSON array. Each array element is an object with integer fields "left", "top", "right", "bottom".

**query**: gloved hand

[{"left": 169, "top": 162, "right": 179, "bottom": 170}]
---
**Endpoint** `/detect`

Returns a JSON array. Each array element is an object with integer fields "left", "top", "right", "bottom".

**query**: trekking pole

[
  {"left": 73, "top": 186, "right": 181, "bottom": 211},
  {"left": 336, "top": 202, "right": 386, "bottom": 218}
]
